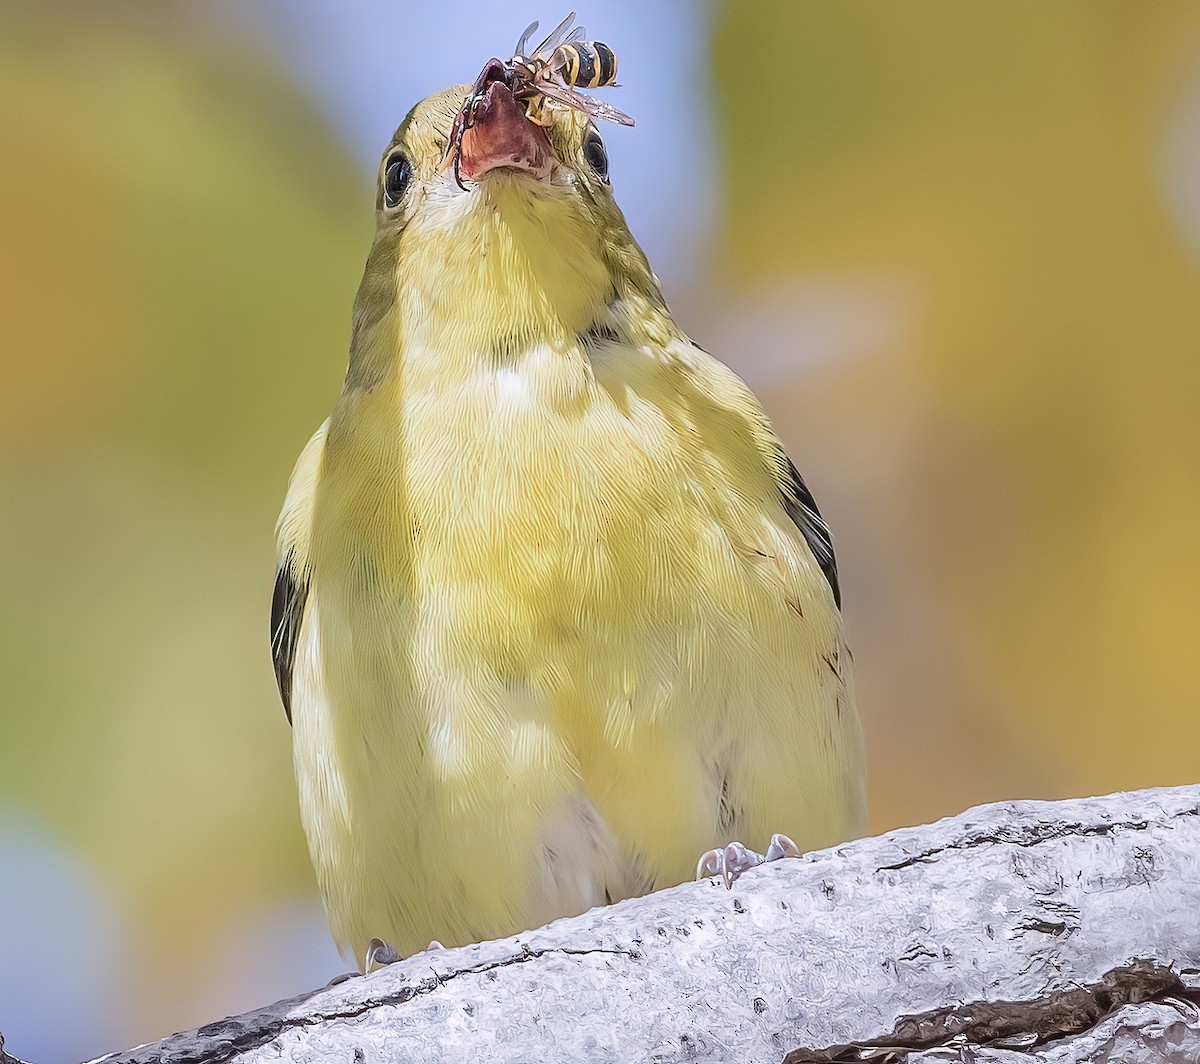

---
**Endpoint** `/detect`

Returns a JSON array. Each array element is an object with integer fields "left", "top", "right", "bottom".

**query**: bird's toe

[
  {"left": 695, "top": 847, "right": 725, "bottom": 882},
  {"left": 696, "top": 834, "right": 804, "bottom": 889},
  {"left": 364, "top": 937, "right": 403, "bottom": 971},
  {"left": 764, "top": 833, "right": 802, "bottom": 863}
]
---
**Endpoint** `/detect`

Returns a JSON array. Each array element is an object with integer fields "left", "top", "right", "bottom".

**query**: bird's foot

[
  {"left": 365, "top": 937, "right": 403, "bottom": 971},
  {"left": 695, "top": 833, "right": 802, "bottom": 889},
  {"left": 324, "top": 937, "right": 404, "bottom": 985}
]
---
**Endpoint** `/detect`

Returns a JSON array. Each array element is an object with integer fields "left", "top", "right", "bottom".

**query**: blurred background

[{"left": 2, "top": 0, "right": 1199, "bottom": 1058}]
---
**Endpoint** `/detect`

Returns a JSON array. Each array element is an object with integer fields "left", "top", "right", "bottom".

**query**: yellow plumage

[{"left": 273, "top": 84, "right": 866, "bottom": 966}]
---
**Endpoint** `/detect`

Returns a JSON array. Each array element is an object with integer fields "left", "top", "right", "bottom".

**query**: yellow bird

[{"left": 271, "top": 23, "right": 866, "bottom": 970}]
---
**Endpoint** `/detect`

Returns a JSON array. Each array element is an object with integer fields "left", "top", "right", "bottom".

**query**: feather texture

[{"left": 274, "top": 85, "right": 866, "bottom": 964}]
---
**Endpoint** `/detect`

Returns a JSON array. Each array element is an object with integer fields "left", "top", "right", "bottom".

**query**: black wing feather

[
  {"left": 270, "top": 549, "right": 309, "bottom": 725},
  {"left": 778, "top": 456, "right": 841, "bottom": 609}
]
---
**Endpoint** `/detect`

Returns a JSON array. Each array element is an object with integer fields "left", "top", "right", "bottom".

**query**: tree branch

[{"left": 53, "top": 785, "right": 1200, "bottom": 1062}]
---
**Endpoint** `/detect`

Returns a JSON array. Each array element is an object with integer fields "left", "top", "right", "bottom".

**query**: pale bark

[{"left": 59, "top": 785, "right": 1200, "bottom": 1063}]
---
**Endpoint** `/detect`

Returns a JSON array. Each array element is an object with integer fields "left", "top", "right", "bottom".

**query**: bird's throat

[{"left": 351, "top": 178, "right": 619, "bottom": 390}]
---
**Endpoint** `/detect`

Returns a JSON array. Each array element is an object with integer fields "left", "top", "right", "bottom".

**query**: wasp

[
  {"left": 507, "top": 12, "right": 635, "bottom": 129},
  {"left": 447, "top": 12, "right": 633, "bottom": 189}
]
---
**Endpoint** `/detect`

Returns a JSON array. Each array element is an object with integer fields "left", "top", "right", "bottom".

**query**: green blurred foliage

[
  {"left": 711, "top": 1, "right": 1200, "bottom": 827},
  {"left": 0, "top": 1, "right": 370, "bottom": 1031}
]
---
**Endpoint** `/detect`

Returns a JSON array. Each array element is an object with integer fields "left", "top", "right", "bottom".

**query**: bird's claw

[
  {"left": 365, "top": 937, "right": 403, "bottom": 971},
  {"left": 695, "top": 833, "right": 802, "bottom": 889},
  {"left": 326, "top": 936, "right": 436, "bottom": 984},
  {"left": 324, "top": 936, "right": 405, "bottom": 984},
  {"left": 765, "top": 832, "right": 802, "bottom": 863}
]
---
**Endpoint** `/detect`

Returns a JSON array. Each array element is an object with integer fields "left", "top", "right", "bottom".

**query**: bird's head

[{"left": 347, "top": 59, "right": 669, "bottom": 382}]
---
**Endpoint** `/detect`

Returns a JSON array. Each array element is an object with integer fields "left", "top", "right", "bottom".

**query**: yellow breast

[{"left": 286, "top": 323, "right": 865, "bottom": 962}]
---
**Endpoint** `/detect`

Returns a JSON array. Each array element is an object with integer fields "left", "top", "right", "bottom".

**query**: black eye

[
  {"left": 383, "top": 152, "right": 413, "bottom": 208},
  {"left": 583, "top": 130, "right": 609, "bottom": 183}
]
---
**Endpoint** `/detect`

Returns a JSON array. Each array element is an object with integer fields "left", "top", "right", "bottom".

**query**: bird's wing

[
  {"left": 673, "top": 339, "right": 843, "bottom": 611},
  {"left": 271, "top": 550, "right": 309, "bottom": 724},
  {"left": 271, "top": 419, "right": 328, "bottom": 725},
  {"left": 772, "top": 452, "right": 841, "bottom": 609}
]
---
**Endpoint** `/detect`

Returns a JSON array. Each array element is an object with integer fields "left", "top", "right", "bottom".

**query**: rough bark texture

[{"left": 58, "top": 785, "right": 1200, "bottom": 1063}]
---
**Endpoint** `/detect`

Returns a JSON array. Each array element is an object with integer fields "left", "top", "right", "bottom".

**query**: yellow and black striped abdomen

[{"left": 557, "top": 42, "right": 617, "bottom": 89}]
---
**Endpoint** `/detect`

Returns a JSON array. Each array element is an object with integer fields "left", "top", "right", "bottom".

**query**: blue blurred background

[{"left": 3, "top": 2, "right": 1199, "bottom": 1059}]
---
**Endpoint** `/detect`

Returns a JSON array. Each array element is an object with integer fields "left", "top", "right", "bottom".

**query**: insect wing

[
  {"left": 527, "top": 79, "right": 589, "bottom": 113},
  {"left": 529, "top": 11, "right": 578, "bottom": 60},
  {"left": 565, "top": 86, "right": 636, "bottom": 126},
  {"left": 532, "top": 80, "right": 636, "bottom": 127},
  {"left": 573, "top": 88, "right": 638, "bottom": 127},
  {"left": 514, "top": 19, "right": 540, "bottom": 57}
]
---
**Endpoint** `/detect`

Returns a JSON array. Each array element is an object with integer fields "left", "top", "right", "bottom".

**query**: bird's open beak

[{"left": 448, "top": 60, "right": 554, "bottom": 184}]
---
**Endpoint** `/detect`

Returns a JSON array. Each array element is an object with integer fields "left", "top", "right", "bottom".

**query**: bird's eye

[
  {"left": 583, "top": 129, "right": 609, "bottom": 184},
  {"left": 383, "top": 152, "right": 413, "bottom": 208}
]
